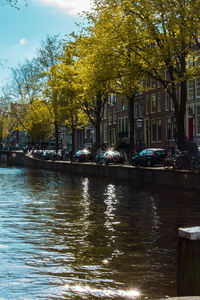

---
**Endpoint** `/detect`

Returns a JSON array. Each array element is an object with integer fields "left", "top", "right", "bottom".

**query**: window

[
  {"left": 112, "top": 94, "right": 117, "bottom": 103},
  {"left": 151, "top": 119, "right": 157, "bottom": 142},
  {"left": 113, "top": 108, "right": 117, "bottom": 124},
  {"left": 108, "top": 93, "right": 117, "bottom": 105},
  {"left": 151, "top": 94, "right": 156, "bottom": 113},
  {"left": 172, "top": 121, "right": 177, "bottom": 140},
  {"left": 104, "top": 124, "right": 107, "bottom": 143},
  {"left": 146, "top": 95, "right": 150, "bottom": 114},
  {"left": 187, "top": 55, "right": 194, "bottom": 69},
  {"left": 158, "top": 92, "right": 161, "bottom": 112},
  {"left": 125, "top": 117, "right": 129, "bottom": 137},
  {"left": 195, "top": 51, "right": 200, "bottom": 68},
  {"left": 118, "top": 117, "right": 129, "bottom": 138},
  {"left": 139, "top": 100, "right": 144, "bottom": 116},
  {"left": 166, "top": 117, "right": 172, "bottom": 140},
  {"left": 104, "top": 104, "right": 107, "bottom": 119},
  {"left": 134, "top": 103, "right": 138, "bottom": 118},
  {"left": 197, "top": 105, "right": 200, "bottom": 135},
  {"left": 108, "top": 129, "right": 112, "bottom": 145},
  {"left": 121, "top": 102, "right": 126, "bottom": 111},
  {"left": 116, "top": 93, "right": 120, "bottom": 103},
  {"left": 108, "top": 110, "right": 113, "bottom": 125},
  {"left": 112, "top": 128, "right": 117, "bottom": 144},
  {"left": 146, "top": 77, "right": 151, "bottom": 89},
  {"left": 151, "top": 78, "right": 156, "bottom": 89},
  {"left": 171, "top": 98, "right": 174, "bottom": 110},
  {"left": 157, "top": 80, "right": 161, "bottom": 88},
  {"left": 195, "top": 77, "right": 200, "bottom": 98},
  {"left": 165, "top": 92, "right": 170, "bottom": 111},
  {"left": 157, "top": 119, "right": 162, "bottom": 141},
  {"left": 84, "top": 128, "right": 87, "bottom": 139},
  {"left": 188, "top": 80, "right": 194, "bottom": 100}
]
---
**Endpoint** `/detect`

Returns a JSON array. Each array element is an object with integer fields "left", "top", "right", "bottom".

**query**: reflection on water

[
  {"left": 0, "top": 166, "right": 200, "bottom": 299},
  {"left": 63, "top": 283, "right": 140, "bottom": 298}
]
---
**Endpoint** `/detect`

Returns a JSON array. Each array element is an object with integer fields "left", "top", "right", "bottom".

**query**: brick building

[{"left": 72, "top": 76, "right": 200, "bottom": 155}]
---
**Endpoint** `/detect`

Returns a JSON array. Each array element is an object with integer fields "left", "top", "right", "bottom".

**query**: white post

[{"left": 177, "top": 226, "right": 200, "bottom": 296}]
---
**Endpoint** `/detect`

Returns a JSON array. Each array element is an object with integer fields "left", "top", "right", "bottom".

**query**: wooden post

[{"left": 177, "top": 227, "right": 200, "bottom": 296}]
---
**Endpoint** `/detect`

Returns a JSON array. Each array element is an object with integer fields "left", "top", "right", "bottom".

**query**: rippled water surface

[{"left": 0, "top": 166, "right": 200, "bottom": 299}]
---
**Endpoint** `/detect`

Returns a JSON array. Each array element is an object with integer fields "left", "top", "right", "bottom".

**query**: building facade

[{"left": 71, "top": 76, "right": 200, "bottom": 155}]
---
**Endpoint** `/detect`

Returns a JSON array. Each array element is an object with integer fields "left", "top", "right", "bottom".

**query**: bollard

[{"left": 177, "top": 226, "right": 200, "bottom": 296}]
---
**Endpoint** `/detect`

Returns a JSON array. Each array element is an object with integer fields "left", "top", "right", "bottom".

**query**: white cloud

[
  {"left": 38, "top": 0, "right": 92, "bottom": 16},
  {"left": 20, "top": 38, "right": 27, "bottom": 45}
]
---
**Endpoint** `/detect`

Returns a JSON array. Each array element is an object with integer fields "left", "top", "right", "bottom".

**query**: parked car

[
  {"left": 33, "top": 150, "right": 43, "bottom": 159},
  {"left": 42, "top": 150, "right": 52, "bottom": 160},
  {"left": 132, "top": 148, "right": 168, "bottom": 167},
  {"left": 95, "top": 152, "right": 105, "bottom": 163},
  {"left": 72, "top": 149, "right": 93, "bottom": 162},
  {"left": 97, "top": 150, "right": 124, "bottom": 165},
  {"left": 49, "top": 151, "right": 62, "bottom": 161}
]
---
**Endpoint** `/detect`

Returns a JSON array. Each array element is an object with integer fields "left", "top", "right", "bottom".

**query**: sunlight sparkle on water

[
  {"left": 102, "top": 259, "right": 109, "bottom": 264},
  {"left": 63, "top": 284, "right": 140, "bottom": 298}
]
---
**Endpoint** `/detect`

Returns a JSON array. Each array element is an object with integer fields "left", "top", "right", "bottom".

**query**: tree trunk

[
  {"left": 176, "top": 79, "right": 187, "bottom": 151},
  {"left": 71, "top": 128, "right": 75, "bottom": 154},
  {"left": 95, "top": 92, "right": 102, "bottom": 151},
  {"left": 54, "top": 120, "right": 59, "bottom": 153},
  {"left": 128, "top": 93, "right": 135, "bottom": 163},
  {"left": 169, "top": 61, "right": 187, "bottom": 151}
]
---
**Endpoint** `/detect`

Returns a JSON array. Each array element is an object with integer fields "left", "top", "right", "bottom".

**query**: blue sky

[{"left": 0, "top": 0, "right": 92, "bottom": 90}]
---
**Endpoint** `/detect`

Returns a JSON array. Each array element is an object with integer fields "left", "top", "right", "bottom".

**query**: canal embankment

[{"left": 24, "top": 154, "right": 200, "bottom": 191}]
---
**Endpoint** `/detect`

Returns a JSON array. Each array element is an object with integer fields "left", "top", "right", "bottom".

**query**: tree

[
  {"left": 49, "top": 41, "right": 89, "bottom": 153},
  {"left": 84, "top": 4, "right": 145, "bottom": 159},
  {"left": 93, "top": 0, "right": 200, "bottom": 150},
  {"left": 36, "top": 34, "right": 64, "bottom": 152},
  {"left": 0, "top": 0, "right": 27, "bottom": 8},
  {"left": 11, "top": 99, "right": 54, "bottom": 142},
  {"left": 2, "top": 58, "right": 52, "bottom": 143},
  {"left": 75, "top": 23, "right": 119, "bottom": 150},
  {"left": 9, "top": 100, "right": 54, "bottom": 143},
  {"left": 0, "top": 96, "right": 12, "bottom": 145}
]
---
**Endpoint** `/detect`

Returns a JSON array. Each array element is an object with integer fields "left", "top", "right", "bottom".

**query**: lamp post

[
  {"left": 145, "top": 120, "right": 149, "bottom": 148},
  {"left": 167, "top": 121, "right": 171, "bottom": 150},
  {"left": 136, "top": 119, "right": 143, "bottom": 152},
  {"left": 90, "top": 128, "right": 95, "bottom": 150},
  {"left": 170, "top": 113, "right": 177, "bottom": 153}
]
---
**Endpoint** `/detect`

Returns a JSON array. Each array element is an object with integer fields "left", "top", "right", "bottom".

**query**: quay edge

[
  {"left": 1, "top": 150, "right": 200, "bottom": 191},
  {"left": 23, "top": 155, "right": 200, "bottom": 191},
  {"left": 156, "top": 298, "right": 200, "bottom": 300}
]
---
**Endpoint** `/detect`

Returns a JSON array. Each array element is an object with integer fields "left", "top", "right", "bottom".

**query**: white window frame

[
  {"left": 196, "top": 105, "right": 200, "bottom": 135},
  {"left": 157, "top": 119, "right": 162, "bottom": 142},
  {"left": 146, "top": 95, "right": 149, "bottom": 114},
  {"left": 151, "top": 119, "right": 157, "bottom": 142},
  {"left": 134, "top": 103, "right": 138, "bottom": 118},
  {"left": 165, "top": 92, "right": 170, "bottom": 111},
  {"left": 158, "top": 92, "right": 161, "bottom": 112},
  {"left": 151, "top": 94, "right": 156, "bottom": 113},
  {"left": 188, "top": 79, "right": 194, "bottom": 100},
  {"left": 104, "top": 124, "right": 107, "bottom": 143},
  {"left": 195, "top": 77, "right": 200, "bottom": 98}
]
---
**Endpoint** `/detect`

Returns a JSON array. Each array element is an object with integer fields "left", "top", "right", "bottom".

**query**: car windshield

[
  {"left": 105, "top": 151, "right": 120, "bottom": 156},
  {"left": 156, "top": 150, "right": 166, "bottom": 155},
  {"left": 77, "top": 149, "right": 90, "bottom": 155},
  {"left": 139, "top": 149, "right": 154, "bottom": 156}
]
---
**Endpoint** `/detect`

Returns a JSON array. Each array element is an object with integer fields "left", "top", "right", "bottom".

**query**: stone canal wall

[
  {"left": 0, "top": 150, "right": 25, "bottom": 165},
  {"left": 24, "top": 155, "right": 200, "bottom": 191}
]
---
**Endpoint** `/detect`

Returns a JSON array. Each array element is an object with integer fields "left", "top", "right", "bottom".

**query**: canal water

[{"left": 0, "top": 166, "right": 200, "bottom": 300}]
